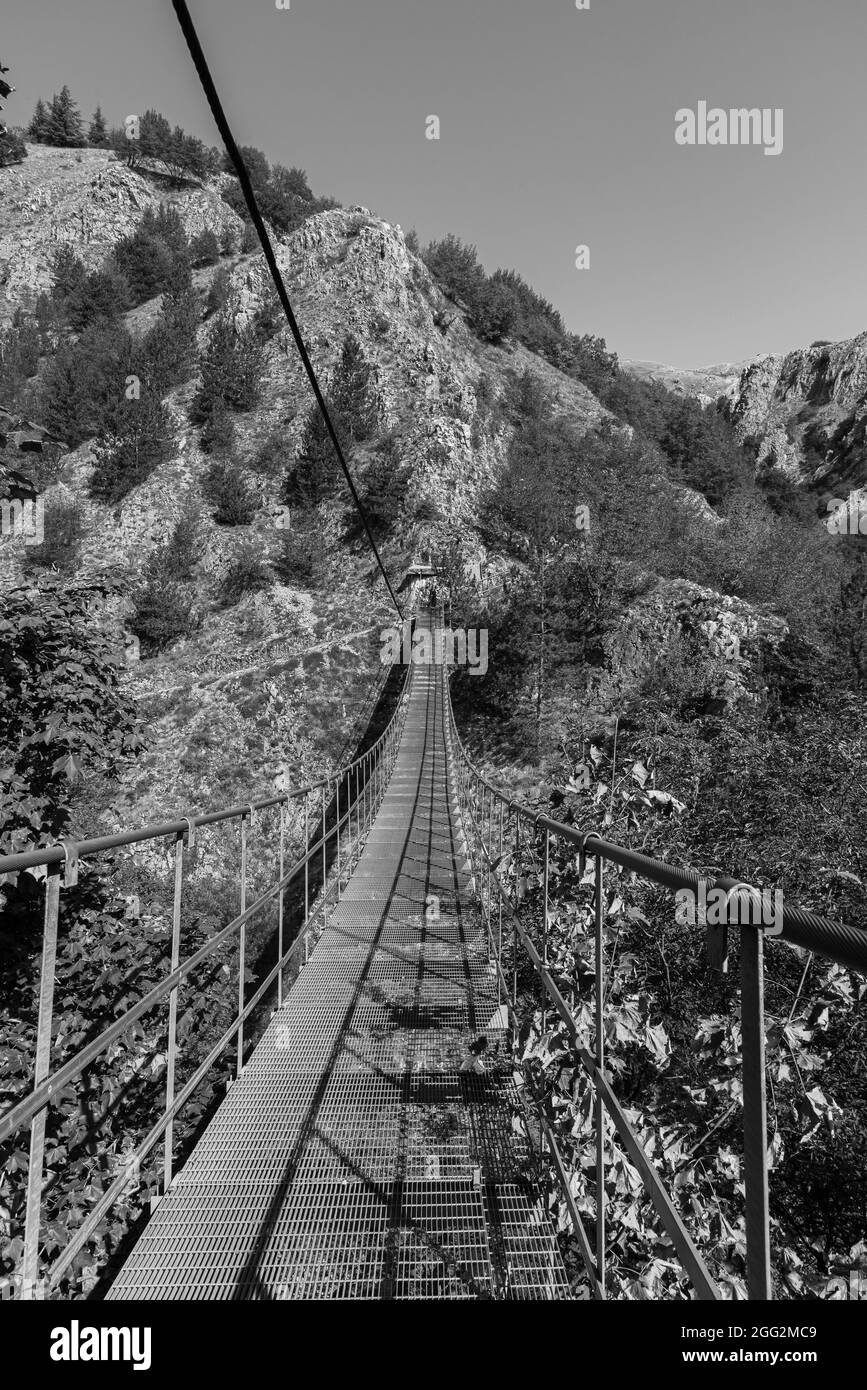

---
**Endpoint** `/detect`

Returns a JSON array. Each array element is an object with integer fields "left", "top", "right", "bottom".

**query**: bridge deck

[{"left": 108, "top": 628, "right": 568, "bottom": 1300}]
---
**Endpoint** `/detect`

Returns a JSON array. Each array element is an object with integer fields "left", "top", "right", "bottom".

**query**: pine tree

[
  {"left": 27, "top": 97, "right": 50, "bottom": 142},
  {"left": 331, "top": 333, "right": 378, "bottom": 442},
  {"left": 190, "top": 228, "right": 220, "bottom": 267},
  {"left": 87, "top": 105, "right": 107, "bottom": 146},
  {"left": 0, "top": 127, "right": 26, "bottom": 167},
  {"left": 346, "top": 435, "right": 410, "bottom": 542},
  {"left": 47, "top": 86, "right": 84, "bottom": 147},
  {"left": 203, "top": 457, "right": 257, "bottom": 525},
  {"left": 199, "top": 397, "right": 235, "bottom": 455},
  {"left": 89, "top": 392, "right": 174, "bottom": 504},
  {"left": 65, "top": 265, "right": 130, "bottom": 331},
  {"left": 41, "top": 342, "right": 93, "bottom": 444},
  {"left": 190, "top": 310, "right": 265, "bottom": 423},
  {"left": 141, "top": 285, "right": 199, "bottom": 393},
  {"left": 284, "top": 403, "right": 339, "bottom": 508},
  {"left": 51, "top": 246, "right": 87, "bottom": 305}
]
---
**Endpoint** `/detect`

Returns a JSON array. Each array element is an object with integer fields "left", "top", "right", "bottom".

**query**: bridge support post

[
  {"left": 594, "top": 853, "right": 607, "bottom": 1299},
  {"left": 164, "top": 830, "right": 185, "bottom": 1190},
  {"left": 497, "top": 803, "right": 504, "bottom": 1003},
  {"left": 277, "top": 801, "right": 286, "bottom": 1008},
  {"left": 20, "top": 863, "right": 60, "bottom": 1300},
  {"left": 237, "top": 812, "right": 249, "bottom": 1077},
  {"left": 303, "top": 794, "right": 310, "bottom": 960},
  {"left": 741, "top": 927, "right": 772, "bottom": 1299},
  {"left": 542, "top": 829, "right": 549, "bottom": 1035}
]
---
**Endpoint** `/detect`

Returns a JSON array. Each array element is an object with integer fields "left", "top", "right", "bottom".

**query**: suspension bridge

[
  {"left": 1, "top": 0, "right": 866, "bottom": 1305},
  {"left": 3, "top": 594, "right": 866, "bottom": 1302},
  {"left": 107, "top": 606, "right": 566, "bottom": 1300}
]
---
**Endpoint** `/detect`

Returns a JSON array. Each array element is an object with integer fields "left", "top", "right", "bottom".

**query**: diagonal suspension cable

[{"left": 171, "top": 0, "right": 404, "bottom": 621}]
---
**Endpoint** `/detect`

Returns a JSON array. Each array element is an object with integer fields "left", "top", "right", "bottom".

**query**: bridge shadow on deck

[{"left": 107, "top": 614, "right": 568, "bottom": 1301}]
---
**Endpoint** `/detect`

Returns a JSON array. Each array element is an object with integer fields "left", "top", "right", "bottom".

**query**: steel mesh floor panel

[{"left": 108, "top": 637, "right": 568, "bottom": 1301}]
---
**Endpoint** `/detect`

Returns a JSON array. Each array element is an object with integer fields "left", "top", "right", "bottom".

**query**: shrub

[
  {"left": 89, "top": 394, "right": 174, "bottom": 504},
  {"left": 284, "top": 404, "right": 339, "bottom": 508},
  {"left": 0, "top": 575, "right": 142, "bottom": 853},
  {"left": 51, "top": 246, "right": 88, "bottom": 307},
  {"left": 23, "top": 494, "right": 87, "bottom": 573},
  {"left": 253, "top": 287, "right": 282, "bottom": 341},
  {"left": 189, "top": 229, "right": 220, "bottom": 267},
  {"left": 204, "top": 266, "right": 231, "bottom": 317},
  {"left": 159, "top": 501, "right": 204, "bottom": 581},
  {"left": 128, "top": 573, "right": 197, "bottom": 655},
  {"left": 422, "top": 234, "right": 485, "bottom": 306},
  {"left": 113, "top": 207, "right": 190, "bottom": 306},
  {"left": 113, "top": 228, "right": 174, "bottom": 305},
  {"left": 190, "top": 310, "right": 265, "bottom": 421},
  {"left": 113, "top": 109, "right": 210, "bottom": 184},
  {"left": 41, "top": 322, "right": 139, "bottom": 446},
  {"left": 252, "top": 428, "right": 291, "bottom": 478},
  {"left": 0, "top": 127, "right": 27, "bottom": 167},
  {"left": 218, "top": 545, "right": 274, "bottom": 607},
  {"left": 127, "top": 510, "right": 204, "bottom": 654},
  {"left": 203, "top": 459, "right": 258, "bottom": 525},
  {"left": 472, "top": 277, "right": 517, "bottom": 343},
  {"left": 140, "top": 286, "right": 199, "bottom": 393},
  {"left": 64, "top": 264, "right": 130, "bottom": 331},
  {"left": 274, "top": 526, "right": 320, "bottom": 587},
  {"left": 199, "top": 398, "right": 236, "bottom": 456},
  {"left": 330, "top": 333, "right": 378, "bottom": 443},
  {"left": 345, "top": 434, "right": 410, "bottom": 542}
]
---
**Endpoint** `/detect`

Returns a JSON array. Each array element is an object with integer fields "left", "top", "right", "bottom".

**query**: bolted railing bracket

[{"left": 57, "top": 838, "right": 79, "bottom": 888}]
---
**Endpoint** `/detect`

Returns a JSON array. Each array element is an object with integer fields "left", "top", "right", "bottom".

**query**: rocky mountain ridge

[{"left": 0, "top": 143, "right": 813, "bottom": 828}]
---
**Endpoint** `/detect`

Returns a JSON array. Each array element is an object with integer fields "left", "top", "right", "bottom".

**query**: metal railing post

[
  {"left": 304, "top": 792, "right": 310, "bottom": 963},
  {"left": 498, "top": 801, "right": 505, "bottom": 1003},
  {"left": 321, "top": 782, "right": 327, "bottom": 931},
  {"left": 164, "top": 829, "right": 185, "bottom": 1190},
  {"left": 277, "top": 799, "right": 286, "bottom": 1006},
  {"left": 336, "top": 776, "right": 342, "bottom": 888},
  {"left": 741, "top": 925, "right": 772, "bottom": 1299},
  {"left": 594, "top": 852, "right": 606, "bottom": 1298},
  {"left": 512, "top": 812, "right": 520, "bottom": 1008},
  {"left": 21, "top": 862, "right": 61, "bottom": 1300},
  {"left": 542, "top": 828, "right": 550, "bottom": 1035},
  {"left": 237, "top": 810, "right": 249, "bottom": 1077}
]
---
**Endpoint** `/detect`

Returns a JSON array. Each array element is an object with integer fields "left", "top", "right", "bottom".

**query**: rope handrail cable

[{"left": 170, "top": 0, "right": 403, "bottom": 621}]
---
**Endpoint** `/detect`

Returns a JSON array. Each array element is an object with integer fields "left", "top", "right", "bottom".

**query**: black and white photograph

[{"left": 0, "top": 0, "right": 865, "bottom": 1359}]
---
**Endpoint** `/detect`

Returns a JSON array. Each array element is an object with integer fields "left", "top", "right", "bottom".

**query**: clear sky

[{"left": 3, "top": 0, "right": 865, "bottom": 366}]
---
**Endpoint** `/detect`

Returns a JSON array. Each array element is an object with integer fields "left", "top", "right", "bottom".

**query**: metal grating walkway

[{"left": 108, "top": 613, "right": 569, "bottom": 1300}]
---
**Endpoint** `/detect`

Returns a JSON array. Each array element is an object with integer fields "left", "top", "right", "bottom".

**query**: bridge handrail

[
  {"left": 0, "top": 667, "right": 400, "bottom": 879},
  {"left": 451, "top": 721, "right": 867, "bottom": 975},
  {"left": 444, "top": 660, "right": 866, "bottom": 1301},
  {"left": 0, "top": 657, "right": 411, "bottom": 1299}
]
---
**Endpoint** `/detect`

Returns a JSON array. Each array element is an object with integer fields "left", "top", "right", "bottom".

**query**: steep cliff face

[
  {"left": 0, "top": 145, "right": 800, "bottom": 833},
  {"left": 727, "top": 332, "right": 867, "bottom": 514},
  {"left": 0, "top": 147, "right": 618, "bottom": 832},
  {"left": 0, "top": 144, "right": 242, "bottom": 321}
]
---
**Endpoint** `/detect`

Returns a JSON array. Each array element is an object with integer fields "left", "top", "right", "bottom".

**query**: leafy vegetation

[
  {"left": 23, "top": 493, "right": 87, "bottom": 573},
  {"left": 89, "top": 392, "right": 174, "bottom": 505},
  {"left": 202, "top": 458, "right": 258, "bottom": 527},
  {"left": 284, "top": 334, "right": 378, "bottom": 508},
  {"left": 217, "top": 544, "right": 274, "bottom": 607},
  {"left": 0, "top": 576, "right": 142, "bottom": 854}
]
